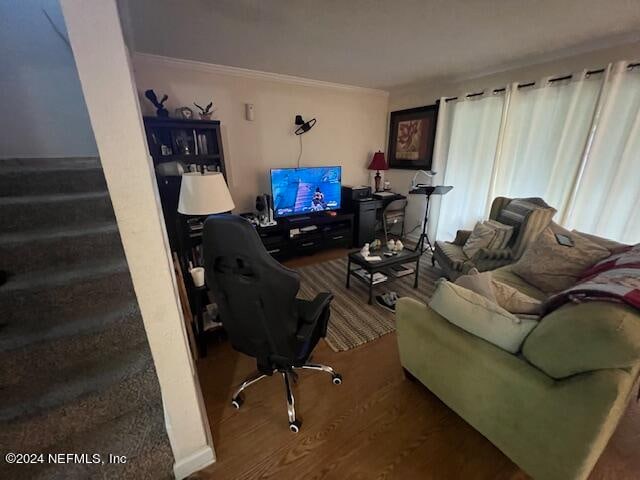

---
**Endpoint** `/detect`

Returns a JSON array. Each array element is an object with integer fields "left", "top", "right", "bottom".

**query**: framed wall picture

[{"left": 387, "top": 104, "right": 438, "bottom": 170}]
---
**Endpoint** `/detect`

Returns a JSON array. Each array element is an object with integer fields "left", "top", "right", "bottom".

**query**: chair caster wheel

[
  {"left": 289, "top": 420, "right": 302, "bottom": 433},
  {"left": 332, "top": 373, "right": 343, "bottom": 385},
  {"left": 231, "top": 395, "right": 244, "bottom": 409}
]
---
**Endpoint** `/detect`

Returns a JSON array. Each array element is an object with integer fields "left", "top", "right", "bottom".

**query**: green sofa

[{"left": 396, "top": 266, "right": 640, "bottom": 480}]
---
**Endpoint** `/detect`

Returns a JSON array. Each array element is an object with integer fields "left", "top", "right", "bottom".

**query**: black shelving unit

[{"left": 143, "top": 116, "right": 227, "bottom": 252}]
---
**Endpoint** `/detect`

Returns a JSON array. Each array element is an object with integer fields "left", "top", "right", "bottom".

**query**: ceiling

[{"left": 119, "top": 0, "right": 640, "bottom": 90}]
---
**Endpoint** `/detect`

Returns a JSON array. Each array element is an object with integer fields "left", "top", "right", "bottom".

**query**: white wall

[
  {"left": 0, "top": 0, "right": 97, "bottom": 158},
  {"left": 132, "top": 54, "right": 389, "bottom": 212},
  {"left": 385, "top": 41, "right": 640, "bottom": 238},
  {"left": 60, "top": 1, "right": 214, "bottom": 478}
]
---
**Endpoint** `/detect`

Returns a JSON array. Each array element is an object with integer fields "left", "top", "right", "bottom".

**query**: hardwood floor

[{"left": 191, "top": 249, "right": 640, "bottom": 480}]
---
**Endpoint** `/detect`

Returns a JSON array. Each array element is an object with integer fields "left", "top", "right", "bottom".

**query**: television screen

[{"left": 270, "top": 166, "right": 342, "bottom": 218}]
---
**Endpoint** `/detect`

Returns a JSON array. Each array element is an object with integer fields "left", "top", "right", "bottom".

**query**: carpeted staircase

[{"left": 0, "top": 158, "right": 174, "bottom": 479}]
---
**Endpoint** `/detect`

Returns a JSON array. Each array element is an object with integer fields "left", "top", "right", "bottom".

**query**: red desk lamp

[{"left": 367, "top": 151, "right": 388, "bottom": 192}]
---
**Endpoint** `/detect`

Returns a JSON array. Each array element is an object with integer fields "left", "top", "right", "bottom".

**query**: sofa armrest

[
  {"left": 471, "top": 247, "right": 513, "bottom": 262},
  {"left": 470, "top": 248, "right": 514, "bottom": 272},
  {"left": 452, "top": 229, "right": 472, "bottom": 245}
]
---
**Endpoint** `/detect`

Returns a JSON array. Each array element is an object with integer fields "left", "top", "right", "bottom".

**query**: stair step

[
  {"left": 0, "top": 222, "right": 123, "bottom": 276},
  {"left": 0, "top": 157, "right": 101, "bottom": 171},
  {"left": 0, "top": 341, "right": 151, "bottom": 422},
  {"left": 0, "top": 191, "right": 115, "bottom": 233},
  {"left": 0, "top": 347, "right": 168, "bottom": 462},
  {"left": 0, "top": 158, "right": 107, "bottom": 197},
  {"left": 1, "top": 402, "right": 173, "bottom": 480},
  {"left": 0, "top": 302, "right": 143, "bottom": 385},
  {"left": 0, "top": 260, "right": 136, "bottom": 336},
  {"left": 0, "top": 158, "right": 173, "bottom": 479}
]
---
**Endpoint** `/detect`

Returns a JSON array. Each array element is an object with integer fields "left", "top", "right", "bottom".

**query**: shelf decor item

[
  {"left": 194, "top": 101, "right": 215, "bottom": 120},
  {"left": 387, "top": 104, "right": 438, "bottom": 170},
  {"left": 175, "top": 106, "right": 194, "bottom": 120},
  {"left": 144, "top": 89, "right": 169, "bottom": 117}
]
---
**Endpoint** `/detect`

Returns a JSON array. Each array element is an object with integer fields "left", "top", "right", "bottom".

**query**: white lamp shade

[{"left": 178, "top": 172, "right": 235, "bottom": 215}]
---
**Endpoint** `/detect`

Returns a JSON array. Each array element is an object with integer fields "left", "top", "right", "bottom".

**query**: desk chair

[
  {"left": 382, "top": 199, "right": 407, "bottom": 242},
  {"left": 202, "top": 215, "right": 342, "bottom": 432}
]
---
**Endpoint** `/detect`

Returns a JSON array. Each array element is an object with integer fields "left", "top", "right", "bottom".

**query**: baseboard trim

[{"left": 173, "top": 445, "right": 216, "bottom": 479}]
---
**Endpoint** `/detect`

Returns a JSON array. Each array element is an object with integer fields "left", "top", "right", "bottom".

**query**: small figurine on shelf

[
  {"left": 194, "top": 101, "right": 215, "bottom": 120},
  {"left": 144, "top": 89, "right": 169, "bottom": 117},
  {"left": 175, "top": 106, "right": 194, "bottom": 119}
]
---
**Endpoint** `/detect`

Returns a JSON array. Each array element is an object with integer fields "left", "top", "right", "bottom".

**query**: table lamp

[
  {"left": 367, "top": 151, "right": 388, "bottom": 192},
  {"left": 178, "top": 171, "right": 235, "bottom": 215}
]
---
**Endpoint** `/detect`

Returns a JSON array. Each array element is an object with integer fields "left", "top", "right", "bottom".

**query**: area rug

[{"left": 295, "top": 254, "right": 443, "bottom": 352}]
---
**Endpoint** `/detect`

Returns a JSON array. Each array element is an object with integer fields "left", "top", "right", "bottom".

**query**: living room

[{"left": 1, "top": 1, "right": 639, "bottom": 479}]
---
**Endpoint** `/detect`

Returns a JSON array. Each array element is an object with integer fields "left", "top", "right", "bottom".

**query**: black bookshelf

[{"left": 143, "top": 116, "right": 227, "bottom": 252}]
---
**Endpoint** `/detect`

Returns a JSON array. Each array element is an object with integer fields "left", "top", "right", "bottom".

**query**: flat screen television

[{"left": 270, "top": 166, "right": 342, "bottom": 218}]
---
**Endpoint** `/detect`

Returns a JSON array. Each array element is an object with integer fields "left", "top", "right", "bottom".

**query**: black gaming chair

[{"left": 202, "top": 214, "right": 342, "bottom": 432}]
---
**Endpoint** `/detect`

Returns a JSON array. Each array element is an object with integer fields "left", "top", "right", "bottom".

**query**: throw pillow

[
  {"left": 454, "top": 270, "right": 497, "bottom": 302},
  {"left": 455, "top": 269, "right": 542, "bottom": 315},
  {"left": 429, "top": 280, "right": 538, "bottom": 353},
  {"left": 491, "top": 280, "right": 542, "bottom": 315},
  {"left": 462, "top": 222, "right": 497, "bottom": 259},
  {"left": 511, "top": 226, "right": 611, "bottom": 293},
  {"left": 572, "top": 230, "right": 630, "bottom": 255},
  {"left": 484, "top": 220, "right": 514, "bottom": 249}
]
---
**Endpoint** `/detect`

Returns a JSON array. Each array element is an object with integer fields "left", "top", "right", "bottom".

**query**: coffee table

[{"left": 346, "top": 248, "right": 422, "bottom": 304}]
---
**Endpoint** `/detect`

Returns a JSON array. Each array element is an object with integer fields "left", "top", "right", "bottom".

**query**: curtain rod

[{"left": 440, "top": 63, "right": 637, "bottom": 103}]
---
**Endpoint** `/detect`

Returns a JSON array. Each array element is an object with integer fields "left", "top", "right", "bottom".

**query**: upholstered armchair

[{"left": 433, "top": 197, "right": 556, "bottom": 280}]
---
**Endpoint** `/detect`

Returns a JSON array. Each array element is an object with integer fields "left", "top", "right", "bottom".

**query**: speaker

[{"left": 256, "top": 195, "right": 266, "bottom": 214}]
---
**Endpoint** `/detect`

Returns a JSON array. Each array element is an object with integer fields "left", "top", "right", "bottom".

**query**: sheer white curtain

[
  {"left": 435, "top": 94, "right": 505, "bottom": 240},
  {"left": 492, "top": 74, "right": 602, "bottom": 214},
  {"left": 565, "top": 62, "right": 640, "bottom": 243},
  {"left": 432, "top": 61, "right": 639, "bottom": 245}
]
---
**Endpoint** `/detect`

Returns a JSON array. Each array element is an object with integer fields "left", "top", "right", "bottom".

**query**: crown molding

[
  {"left": 132, "top": 52, "right": 389, "bottom": 97},
  {"left": 388, "top": 34, "right": 640, "bottom": 97}
]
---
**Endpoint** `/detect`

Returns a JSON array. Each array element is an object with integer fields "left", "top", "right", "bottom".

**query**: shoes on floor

[{"left": 376, "top": 291, "right": 399, "bottom": 313}]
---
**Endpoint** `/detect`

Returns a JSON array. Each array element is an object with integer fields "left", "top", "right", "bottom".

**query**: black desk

[{"left": 345, "top": 193, "right": 406, "bottom": 247}]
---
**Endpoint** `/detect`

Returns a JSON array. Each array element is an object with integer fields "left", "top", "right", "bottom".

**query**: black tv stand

[
  {"left": 245, "top": 212, "right": 354, "bottom": 260},
  {"left": 288, "top": 215, "right": 312, "bottom": 222}
]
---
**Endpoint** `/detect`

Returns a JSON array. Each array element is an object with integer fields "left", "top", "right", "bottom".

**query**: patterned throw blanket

[{"left": 544, "top": 244, "right": 640, "bottom": 313}]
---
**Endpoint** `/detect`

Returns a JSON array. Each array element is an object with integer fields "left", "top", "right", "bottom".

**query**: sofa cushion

[
  {"left": 522, "top": 302, "right": 640, "bottom": 379},
  {"left": 463, "top": 221, "right": 497, "bottom": 259},
  {"left": 429, "top": 280, "right": 538, "bottom": 353},
  {"left": 573, "top": 230, "right": 630, "bottom": 254},
  {"left": 455, "top": 269, "right": 542, "bottom": 315},
  {"left": 492, "top": 280, "right": 542, "bottom": 315},
  {"left": 511, "top": 226, "right": 610, "bottom": 293},
  {"left": 491, "top": 266, "right": 548, "bottom": 301},
  {"left": 454, "top": 270, "right": 497, "bottom": 302}
]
